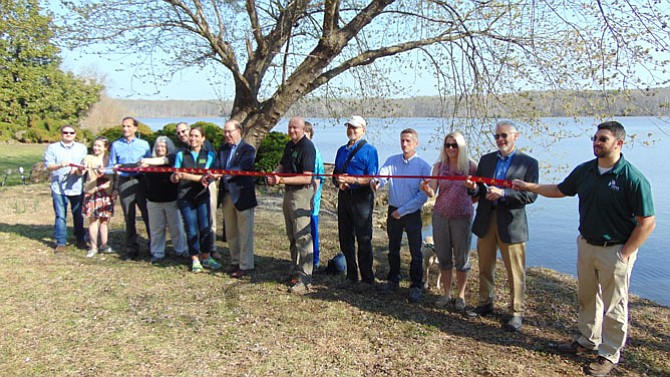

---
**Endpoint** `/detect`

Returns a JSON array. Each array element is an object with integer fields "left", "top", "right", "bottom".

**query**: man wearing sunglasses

[
  {"left": 44, "top": 125, "right": 89, "bottom": 253},
  {"left": 464, "top": 120, "right": 539, "bottom": 332},
  {"left": 512, "top": 121, "right": 654, "bottom": 377}
]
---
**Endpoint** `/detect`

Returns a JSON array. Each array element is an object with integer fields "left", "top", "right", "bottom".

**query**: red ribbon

[
  {"left": 68, "top": 163, "right": 512, "bottom": 188},
  {"left": 110, "top": 165, "right": 513, "bottom": 188}
]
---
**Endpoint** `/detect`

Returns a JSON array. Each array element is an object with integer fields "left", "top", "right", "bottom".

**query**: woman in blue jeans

[{"left": 171, "top": 126, "right": 221, "bottom": 273}]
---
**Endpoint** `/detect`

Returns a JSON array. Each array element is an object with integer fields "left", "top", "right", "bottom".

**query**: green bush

[
  {"left": 255, "top": 131, "right": 290, "bottom": 173},
  {"left": 191, "top": 121, "right": 223, "bottom": 150},
  {"left": 97, "top": 122, "right": 155, "bottom": 146}
]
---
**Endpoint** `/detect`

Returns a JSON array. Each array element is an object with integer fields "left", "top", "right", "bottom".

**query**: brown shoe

[
  {"left": 585, "top": 356, "right": 616, "bottom": 376},
  {"left": 231, "top": 269, "right": 252, "bottom": 279},
  {"left": 557, "top": 341, "right": 597, "bottom": 355},
  {"left": 223, "top": 264, "right": 238, "bottom": 273},
  {"left": 54, "top": 245, "right": 66, "bottom": 254},
  {"left": 288, "top": 281, "right": 309, "bottom": 294}
]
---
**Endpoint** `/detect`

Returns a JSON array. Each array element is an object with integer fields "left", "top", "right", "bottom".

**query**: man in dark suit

[
  {"left": 464, "top": 120, "right": 539, "bottom": 332},
  {"left": 215, "top": 120, "right": 258, "bottom": 278}
]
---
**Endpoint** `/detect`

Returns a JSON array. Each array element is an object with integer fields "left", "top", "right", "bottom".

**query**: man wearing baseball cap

[{"left": 333, "top": 115, "right": 379, "bottom": 292}]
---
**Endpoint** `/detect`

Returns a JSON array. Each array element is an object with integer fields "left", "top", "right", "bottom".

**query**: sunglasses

[
  {"left": 444, "top": 143, "right": 459, "bottom": 149},
  {"left": 62, "top": 131, "right": 76, "bottom": 135},
  {"left": 494, "top": 132, "right": 515, "bottom": 139},
  {"left": 591, "top": 136, "right": 610, "bottom": 143}
]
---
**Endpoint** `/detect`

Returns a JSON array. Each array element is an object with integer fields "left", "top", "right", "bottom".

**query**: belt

[{"left": 583, "top": 237, "right": 625, "bottom": 247}]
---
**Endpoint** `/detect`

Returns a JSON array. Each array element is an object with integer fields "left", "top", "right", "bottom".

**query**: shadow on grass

[{"left": 0, "top": 222, "right": 54, "bottom": 249}]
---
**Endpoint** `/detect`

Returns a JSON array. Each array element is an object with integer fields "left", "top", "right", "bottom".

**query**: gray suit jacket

[{"left": 471, "top": 150, "right": 539, "bottom": 244}]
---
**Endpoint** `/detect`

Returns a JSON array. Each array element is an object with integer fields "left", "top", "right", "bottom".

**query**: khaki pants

[
  {"left": 476, "top": 210, "right": 526, "bottom": 316},
  {"left": 282, "top": 186, "right": 314, "bottom": 284},
  {"left": 576, "top": 236, "right": 637, "bottom": 364},
  {"left": 208, "top": 181, "right": 218, "bottom": 252},
  {"left": 222, "top": 194, "right": 255, "bottom": 270}
]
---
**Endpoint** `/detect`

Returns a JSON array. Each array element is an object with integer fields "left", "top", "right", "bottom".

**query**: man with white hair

[{"left": 464, "top": 120, "right": 539, "bottom": 332}]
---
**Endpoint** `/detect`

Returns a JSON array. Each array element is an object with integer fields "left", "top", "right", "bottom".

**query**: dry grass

[{"left": 0, "top": 183, "right": 668, "bottom": 376}]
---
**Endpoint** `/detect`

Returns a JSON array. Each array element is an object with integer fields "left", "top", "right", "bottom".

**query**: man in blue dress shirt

[
  {"left": 333, "top": 116, "right": 379, "bottom": 292},
  {"left": 109, "top": 117, "right": 152, "bottom": 260},
  {"left": 372, "top": 128, "right": 432, "bottom": 303}
]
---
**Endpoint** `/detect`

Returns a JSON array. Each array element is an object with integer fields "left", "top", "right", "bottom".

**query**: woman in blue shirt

[{"left": 171, "top": 126, "right": 221, "bottom": 273}]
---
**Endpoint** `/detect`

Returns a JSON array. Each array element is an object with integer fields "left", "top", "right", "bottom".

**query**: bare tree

[{"left": 56, "top": 0, "right": 670, "bottom": 147}]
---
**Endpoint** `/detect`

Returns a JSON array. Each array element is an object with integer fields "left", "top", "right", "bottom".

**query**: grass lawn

[
  {"left": 0, "top": 143, "right": 47, "bottom": 186},
  {"left": 0, "top": 179, "right": 668, "bottom": 375}
]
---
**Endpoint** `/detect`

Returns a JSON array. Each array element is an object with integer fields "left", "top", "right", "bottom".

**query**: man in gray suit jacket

[
  {"left": 464, "top": 120, "right": 538, "bottom": 332},
  {"left": 215, "top": 120, "right": 258, "bottom": 278}
]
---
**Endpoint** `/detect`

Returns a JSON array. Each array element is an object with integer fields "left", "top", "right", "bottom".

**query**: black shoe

[
  {"left": 381, "top": 281, "right": 399, "bottom": 293},
  {"left": 504, "top": 316, "right": 523, "bottom": 332},
  {"left": 465, "top": 303, "right": 494, "bottom": 318},
  {"left": 122, "top": 251, "right": 139, "bottom": 261},
  {"left": 408, "top": 287, "right": 422, "bottom": 303},
  {"left": 75, "top": 240, "right": 88, "bottom": 250}
]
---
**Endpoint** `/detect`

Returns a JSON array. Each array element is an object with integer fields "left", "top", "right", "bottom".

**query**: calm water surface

[{"left": 141, "top": 116, "right": 669, "bottom": 306}]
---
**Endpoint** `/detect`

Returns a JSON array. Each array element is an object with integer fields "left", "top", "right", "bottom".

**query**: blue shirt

[
  {"left": 494, "top": 149, "right": 517, "bottom": 200},
  {"left": 312, "top": 146, "right": 325, "bottom": 215},
  {"left": 43, "top": 141, "right": 88, "bottom": 195},
  {"left": 333, "top": 140, "right": 378, "bottom": 189},
  {"left": 377, "top": 153, "right": 432, "bottom": 216},
  {"left": 108, "top": 137, "right": 151, "bottom": 177}
]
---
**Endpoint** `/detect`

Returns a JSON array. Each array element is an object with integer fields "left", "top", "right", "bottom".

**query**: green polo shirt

[{"left": 557, "top": 154, "right": 654, "bottom": 243}]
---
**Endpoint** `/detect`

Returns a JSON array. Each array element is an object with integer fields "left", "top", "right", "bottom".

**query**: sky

[{"left": 59, "top": 48, "right": 440, "bottom": 101}]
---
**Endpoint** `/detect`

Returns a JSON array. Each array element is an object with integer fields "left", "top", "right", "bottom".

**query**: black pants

[
  {"left": 118, "top": 175, "right": 150, "bottom": 253},
  {"left": 386, "top": 207, "right": 423, "bottom": 288},
  {"left": 337, "top": 187, "right": 375, "bottom": 283}
]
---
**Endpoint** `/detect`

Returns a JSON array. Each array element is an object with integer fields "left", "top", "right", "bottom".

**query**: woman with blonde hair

[
  {"left": 81, "top": 136, "right": 116, "bottom": 257},
  {"left": 420, "top": 131, "right": 477, "bottom": 310}
]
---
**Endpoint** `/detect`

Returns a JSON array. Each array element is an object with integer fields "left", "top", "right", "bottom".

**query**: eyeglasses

[
  {"left": 494, "top": 132, "right": 515, "bottom": 139},
  {"left": 176, "top": 129, "right": 189, "bottom": 134},
  {"left": 62, "top": 131, "right": 76, "bottom": 135},
  {"left": 591, "top": 136, "right": 609, "bottom": 143},
  {"left": 223, "top": 129, "right": 238, "bottom": 134},
  {"left": 444, "top": 143, "right": 459, "bottom": 149}
]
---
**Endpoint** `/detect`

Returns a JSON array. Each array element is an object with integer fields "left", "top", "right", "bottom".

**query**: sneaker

[
  {"left": 150, "top": 256, "right": 164, "bottom": 264},
  {"left": 99, "top": 245, "right": 115, "bottom": 254},
  {"left": 288, "top": 281, "right": 309, "bottom": 294},
  {"left": 452, "top": 297, "right": 466, "bottom": 311},
  {"left": 86, "top": 249, "right": 98, "bottom": 258},
  {"left": 585, "top": 356, "right": 617, "bottom": 377},
  {"left": 191, "top": 260, "right": 204, "bottom": 273},
  {"left": 201, "top": 257, "right": 222, "bottom": 270},
  {"left": 435, "top": 295, "right": 451, "bottom": 307},
  {"left": 408, "top": 287, "right": 422, "bottom": 303},
  {"left": 557, "top": 341, "right": 598, "bottom": 355},
  {"left": 54, "top": 245, "right": 66, "bottom": 254}
]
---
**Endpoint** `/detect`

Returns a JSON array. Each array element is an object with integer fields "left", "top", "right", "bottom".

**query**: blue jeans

[
  {"left": 51, "top": 191, "right": 85, "bottom": 246},
  {"left": 311, "top": 214, "right": 320, "bottom": 267},
  {"left": 178, "top": 196, "right": 211, "bottom": 257},
  {"left": 386, "top": 207, "right": 423, "bottom": 288}
]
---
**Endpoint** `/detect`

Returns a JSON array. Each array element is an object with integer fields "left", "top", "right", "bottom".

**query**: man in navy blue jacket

[{"left": 215, "top": 120, "right": 258, "bottom": 278}]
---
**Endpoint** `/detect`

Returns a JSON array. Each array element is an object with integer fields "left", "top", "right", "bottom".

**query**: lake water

[{"left": 140, "top": 116, "right": 669, "bottom": 307}]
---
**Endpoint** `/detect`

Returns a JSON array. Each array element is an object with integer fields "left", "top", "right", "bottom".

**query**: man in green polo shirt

[{"left": 512, "top": 121, "right": 655, "bottom": 377}]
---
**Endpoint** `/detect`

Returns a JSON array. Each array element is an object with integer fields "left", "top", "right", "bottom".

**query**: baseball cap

[{"left": 344, "top": 115, "right": 366, "bottom": 128}]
